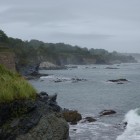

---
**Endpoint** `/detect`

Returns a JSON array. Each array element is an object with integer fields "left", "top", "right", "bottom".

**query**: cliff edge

[{"left": 0, "top": 46, "right": 16, "bottom": 71}]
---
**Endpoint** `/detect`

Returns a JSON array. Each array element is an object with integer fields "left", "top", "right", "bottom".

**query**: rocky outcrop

[
  {"left": 84, "top": 117, "right": 97, "bottom": 123},
  {"left": 81, "top": 117, "right": 97, "bottom": 123},
  {"left": 108, "top": 79, "right": 128, "bottom": 82},
  {"left": 99, "top": 110, "right": 116, "bottom": 116},
  {"left": 105, "top": 67, "right": 119, "bottom": 69},
  {"left": 53, "top": 77, "right": 87, "bottom": 83},
  {"left": 71, "top": 78, "right": 87, "bottom": 83},
  {"left": 62, "top": 110, "right": 82, "bottom": 125},
  {"left": 0, "top": 93, "right": 69, "bottom": 140},
  {"left": 17, "top": 64, "right": 49, "bottom": 80},
  {"left": 39, "top": 61, "right": 66, "bottom": 70},
  {"left": 16, "top": 113, "right": 69, "bottom": 140},
  {"left": 107, "top": 79, "right": 128, "bottom": 84}
]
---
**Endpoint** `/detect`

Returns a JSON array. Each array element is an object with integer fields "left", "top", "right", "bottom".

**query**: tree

[{"left": 0, "top": 30, "right": 9, "bottom": 43}]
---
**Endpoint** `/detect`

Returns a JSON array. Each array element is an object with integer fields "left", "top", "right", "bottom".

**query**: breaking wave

[{"left": 117, "top": 108, "right": 140, "bottom": 140}]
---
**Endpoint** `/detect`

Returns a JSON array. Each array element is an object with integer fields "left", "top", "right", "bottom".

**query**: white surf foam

[
  {"left": 69, "top": 120, "right": 120, "bottom": 140},
  {"left": 40, "top": 75, "right": 71, "bottom": 80},
  {"left": 117, "top": 108, "right": 140, "bottom": 140},
  {"left": 40, "top": 75, "right": 55, "bottom": 79}
]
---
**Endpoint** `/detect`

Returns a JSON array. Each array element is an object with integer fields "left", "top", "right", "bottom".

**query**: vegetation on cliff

[
  {"left": 0, "top": 29, "right": 137, "bottom": 70},
  {"left": 0, "top": 64, "right": 36, "bottom": 103}
]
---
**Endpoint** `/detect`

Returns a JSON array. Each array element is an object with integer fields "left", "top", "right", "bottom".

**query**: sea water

[{"left": 30, "top": 63, "right": 140, "bottom": 140}]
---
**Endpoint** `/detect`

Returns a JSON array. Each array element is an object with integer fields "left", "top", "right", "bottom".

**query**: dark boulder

[
  {"left": 123, "top": 122, "right": 128, "bottom": 128},
  {"left": 62, "top": 110, "right": 82, "bottom": 125},
  {"left": 83, "top": 117, "right": 97, "bottom": 123},
  {"left": 92, "top": 67, "right": 96, "bottom": 69},
  {"left": 39, "top": 91, "right": 48, "bottom": 96},
  {"left": 108, "top": 79, "right": 128, "bottom": 83},
  {"left": 39, "top": 91, "right": 49, "bottom": 101},
  {"left": 99, "top": 110, "right": 116, "bottom": 116},
  {"left": 105, "top": 67, "right": 119, "bottom": 69},
  {"left": 48, "top": 94, "right": 61, "bottom": 112}
]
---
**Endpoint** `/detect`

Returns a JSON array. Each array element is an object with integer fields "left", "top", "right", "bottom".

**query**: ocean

[{"left": 30, "top": 63, "right": 140, "bottom": 140}]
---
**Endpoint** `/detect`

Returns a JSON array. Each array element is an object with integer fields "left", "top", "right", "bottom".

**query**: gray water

[{"left": 30, "top": 63, "right": 140, "bottom": 140}]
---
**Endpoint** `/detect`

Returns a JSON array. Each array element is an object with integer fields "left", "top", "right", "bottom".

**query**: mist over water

[{"left": 30, "top": 63, "right": 140, "bottom": 140}]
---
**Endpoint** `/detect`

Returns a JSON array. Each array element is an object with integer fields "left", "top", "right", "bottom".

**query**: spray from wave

[{"left": 117, "top": 108, "right": 140, "bottom": 140}]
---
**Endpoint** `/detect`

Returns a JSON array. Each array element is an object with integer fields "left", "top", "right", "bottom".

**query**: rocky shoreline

[
  {"left": 0, "top": 88, "right": 123, "bottom": 140},
  {"left": 0, "top": 93, "right": 69, "bottom": 140}
]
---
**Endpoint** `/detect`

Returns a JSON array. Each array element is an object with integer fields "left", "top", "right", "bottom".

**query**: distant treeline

[{"left": 0, "top": 29, "right": 137, "bottom": 67}]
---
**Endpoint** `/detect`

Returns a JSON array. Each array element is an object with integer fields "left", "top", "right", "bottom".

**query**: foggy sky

[{"left": 0, "top": 0, "right": 140, "bottom": 53}]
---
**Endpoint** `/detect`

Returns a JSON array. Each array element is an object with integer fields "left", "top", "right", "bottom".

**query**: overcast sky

[{"left": 0, "top": 0, "right": 140, "bottom": 53}]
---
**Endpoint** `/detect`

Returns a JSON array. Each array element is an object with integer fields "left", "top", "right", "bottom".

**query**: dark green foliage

[
  {"left": 0, "top": 29, "right": 137, "bottom": 67},
  {"left": 9, "top": 38, "right": 137, "bottom": 65},
  {"left": 0, "top": 30, "right": 9, "bottom": 43}
]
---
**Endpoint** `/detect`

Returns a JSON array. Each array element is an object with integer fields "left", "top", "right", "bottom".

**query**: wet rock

[
  {"left": 40, "top": 91, "right": 48, "bottom": 96},
  {"left": 123, "top": 122, "right": 128, "bottom": 128},
  {"left": 107, "top": 78, "right": 128, "bottom": 84},
  {"left": 99, "top": 110, "right": 116, "bottom": 116},
  {"left": 92, "top": 67, "right": 96, "bottom": 69},
  {"left": 54, "top": 78, "right": 68, "bottom": 83},
  {"left": 62, "top": 110, "right": 82, "bottom": 125},
  {"left": 84, "top": 117, "right": 97, "bottom": 123},
  {"left": 118, "top": 79, "right": 128, "bottom": 82},
  {"left": 105, "top": 67, "right": 119, "bottom": 69},
  {"left": 39, "top": 91, "right": 48, "bottom": 100},
  {"left": 108, "top": 79, "right": 128, "bottom": 83},
  {"left": 71, "top": 78, "right": 87, "bottom": 83},
  {"left": 48, "top": 94, "right": 61, "bottom": 112},
  {"left": 70, "top": 121, "right": 78, "bottom": 125},
  {"left": 117, "top": 122, "right": 128, "bottom": 130}
]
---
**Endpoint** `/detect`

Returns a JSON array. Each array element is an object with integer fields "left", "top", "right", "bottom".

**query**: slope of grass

[{"left": 0, "top": 65, "right": 37, "bottom": 103}]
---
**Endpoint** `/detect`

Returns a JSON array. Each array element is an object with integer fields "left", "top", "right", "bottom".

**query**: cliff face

[{"left": 0, "top": 51, "right": 16, "bottom": 71}]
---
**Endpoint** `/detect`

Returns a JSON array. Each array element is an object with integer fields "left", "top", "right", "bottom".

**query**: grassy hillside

[{"left": 0, "top": 65, "right": 36, "bottom": 103}]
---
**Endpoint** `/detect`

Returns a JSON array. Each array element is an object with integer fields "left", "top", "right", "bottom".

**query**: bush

[{"left": 0, "top": 65, "right": 37, "bottom": 103}]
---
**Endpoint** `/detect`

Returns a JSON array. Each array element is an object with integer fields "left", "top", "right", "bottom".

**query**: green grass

[{"left": 0, "top": 64, "right": 37, "bottom": 103}]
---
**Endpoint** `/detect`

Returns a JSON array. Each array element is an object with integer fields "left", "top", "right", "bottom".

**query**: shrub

[{"left": 0, "top": 65, "right": 36, "bottom": 103}]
